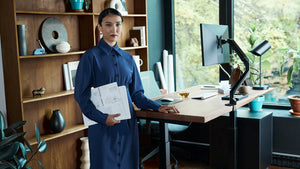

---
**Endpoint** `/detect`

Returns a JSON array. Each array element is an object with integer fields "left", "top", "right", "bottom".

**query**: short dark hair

[{"left": 98, "top": 8, "right": 123, "bottom": 26}]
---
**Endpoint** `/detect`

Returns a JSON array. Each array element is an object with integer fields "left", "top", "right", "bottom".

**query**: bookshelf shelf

[
  {"left": 23, "top": 90, "right": 74, "bottom": 104},
  {"left": 28, "top": 124, "right": 87, "bottom": 145},
  {"left": 19, "top": 51, "right": 85, "bottom": 59}
]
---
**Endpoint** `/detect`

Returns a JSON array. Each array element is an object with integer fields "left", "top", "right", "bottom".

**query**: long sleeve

[{"left": 74, "top": 51, "right": 108, "bottom": 125}]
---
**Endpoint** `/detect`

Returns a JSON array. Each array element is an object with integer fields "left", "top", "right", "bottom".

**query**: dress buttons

[
  {"left": 118, "top": 153, "right": 120, "bottom": 156},
  {"left": 112, "top": 54, "right": 116, "bottom": 57},
  {"left": 118, "top": 163, "right": 120, "bottom": 167},
  {"left": 115, "top": 74, "right": 119, "bottom": 77},
  {"left": 114, "top": 63, "right": 117, "bottom": 66},
  {"left": 118, "top": 141, "right": 121, "bottom": 144}
]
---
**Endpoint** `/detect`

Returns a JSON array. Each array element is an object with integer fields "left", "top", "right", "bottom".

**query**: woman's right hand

[{"left": 105, "top": 114, "right": 121, "bottom": 126}]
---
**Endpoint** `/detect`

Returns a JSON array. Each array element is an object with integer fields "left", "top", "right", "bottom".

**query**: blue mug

[{"left": 249, "top": 95, "right": 265, "bottom": 112}]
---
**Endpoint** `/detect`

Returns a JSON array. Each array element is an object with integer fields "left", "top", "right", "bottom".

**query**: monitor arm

[
  {"left": 222, "top": 39, "right": 250, "bottom": 106},
  {"left": 221, "top": 39, "right": 250, "bottom": 169}
]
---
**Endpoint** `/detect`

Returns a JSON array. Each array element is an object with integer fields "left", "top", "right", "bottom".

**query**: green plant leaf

[
  {"left": 35, "top": 124, "right": 40, "bottom": 144},
  {"left": 12, "top": 155, "right": 21, "bottom": 169},
  {"left": 23, "top": 138, "right": 32, "bottom": 152},
  {"left": 246, "top": 53, "right": 255, "bottom": 63},
  {"left": 261, "top": 60, "right": 271, "bottom": 70},
  {"left": 0, "top": 130, "right": 4, "bottom": 142},
  {"left": 3, "top": 128, "right": 16, "bottom": 137},
  {"left": 38, "top": 141, "right": 47, "bottom": 153},
  {"left": 0, "top": 164, "right": 12, "bottom": 169},
  {"left": 287, "top": 66, "right": 293, "bottom": 87},
  {"left": 18, "top": 142, "right": 27, "bottom": 159},
  {"left": 0, "top": 162, "right": 16, "bottom": 169},
  {"left": 7, "top": 121, "right": 26, "bottom": 130},
  {"left": 33, "top": 159, "right": 44, "bottom": 169},
  {"left": 293, "top": 57, "right": 300, "bottom": 73},
  {"left": 0, "top": 111, "right": 5, "bottom": 131},
  {"left": 0, "top": 142, "right": 19, "bottom": 160},
  {"left": 4, "top": 121, "right": 26, "bottom": 137},
  {"left": 280, "top": 64, "right": 284, "bottom": 77},
  {"left": 249, "top": 23, "right": 256, "bottom": 32},
  {"left": 18, "top": 157, "right": 27, "bottom": 168},
  {"left": 0, "top": 132, "right": 25, "bottom": 148}
]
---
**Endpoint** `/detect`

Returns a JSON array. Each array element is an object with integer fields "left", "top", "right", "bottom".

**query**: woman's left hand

[{"left": 158, "top": 105, "right": 180, "bottom": 114}]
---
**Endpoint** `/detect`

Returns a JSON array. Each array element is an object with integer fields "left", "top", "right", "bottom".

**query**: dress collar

[{"left": 97, "top": 39, "right": 122, "bottom": 56}]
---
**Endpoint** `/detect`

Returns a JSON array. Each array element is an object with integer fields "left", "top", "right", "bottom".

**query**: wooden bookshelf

[{"left": 0, "top": 0, "right": 148, "bottom": 168}]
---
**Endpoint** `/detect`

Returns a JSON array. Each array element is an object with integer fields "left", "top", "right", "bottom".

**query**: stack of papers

[{"left": 82, "top": 82, "right": 131, "bottom": 126}]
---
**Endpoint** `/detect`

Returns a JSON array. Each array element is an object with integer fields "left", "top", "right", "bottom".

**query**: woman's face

[{"left": 100, "top": 14, "right": 122, "bottom": 47}]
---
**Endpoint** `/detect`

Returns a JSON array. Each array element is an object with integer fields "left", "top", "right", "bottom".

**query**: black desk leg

[
  {"left": 229, "top": 105, "right": 238, "bottom": 169},
  {"left": 159, "top": 121, "right": 171, "bottom": 169}
]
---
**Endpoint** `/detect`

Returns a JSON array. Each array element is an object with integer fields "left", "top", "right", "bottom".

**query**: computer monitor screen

[{"left": 200, "top": 23, "right": 230, "bottom": 66}]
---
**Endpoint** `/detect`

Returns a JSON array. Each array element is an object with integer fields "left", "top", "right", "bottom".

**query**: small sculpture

[
  {"left": 32, "top": 88, "right": 46, "bottom": 97},
  {"left": 127, "top": 38, "right": 139, "bottom": 47},
  {"left": 56, "top": 41, "right": 71, "bottom": 53}
]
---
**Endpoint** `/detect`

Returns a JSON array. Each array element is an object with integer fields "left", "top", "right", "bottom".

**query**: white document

[{"left": 82, "top": 82, "right": 131, "bottom": 126}]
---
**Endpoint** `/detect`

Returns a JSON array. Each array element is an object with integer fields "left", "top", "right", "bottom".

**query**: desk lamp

[{"left": 250, "top": 40, "right": 271, "bottom": 90}]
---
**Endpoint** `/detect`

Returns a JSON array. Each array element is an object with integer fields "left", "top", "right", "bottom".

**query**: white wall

[{"left": 0, "top": 34, "right": 7, "bottom": 126}]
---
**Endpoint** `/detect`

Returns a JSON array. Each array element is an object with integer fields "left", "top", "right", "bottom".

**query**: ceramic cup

[
  {"left": 249, "top": 95, "right": 265, "bottom": 112},
  {"left": 132, "top": 55, "right": 143, "bottom": 72}
]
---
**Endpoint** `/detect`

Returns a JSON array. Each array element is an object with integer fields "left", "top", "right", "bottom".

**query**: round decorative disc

[{"left": 41, "top": 17, "right": 68, "bottom": 52}]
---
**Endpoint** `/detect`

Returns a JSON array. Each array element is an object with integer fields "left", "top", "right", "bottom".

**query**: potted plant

[
  {"left": 231, "top": 23, "right": 271, "bottom": 86},
  {"left": 231, "top": 24, "right": 271, "bottom": 112},
  {"left": 280, "top": 48, "right": 300, "bottom": 114},
  {"left": 0, "top": 111, "right": 47, "bottom": 169}
]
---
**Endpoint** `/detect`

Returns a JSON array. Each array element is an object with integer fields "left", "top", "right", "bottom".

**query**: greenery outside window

[
  {"left": 174, "top": 0, "right": 299, "bottom": 107},
  {"left": 175, "top": 0, "right": 220, "bottom": 90},
  {"left": 234, "top": 0, "right": 300, "bottom": 106}
]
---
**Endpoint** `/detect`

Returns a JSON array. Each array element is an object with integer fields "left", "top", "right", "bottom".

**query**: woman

[{"left": 74, "top": 8, "right": 179, "bottom": 169}]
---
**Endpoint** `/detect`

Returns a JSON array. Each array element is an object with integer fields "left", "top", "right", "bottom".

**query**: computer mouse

[{"left": 160, "top": 97, "right": 174, "bottom": 102}]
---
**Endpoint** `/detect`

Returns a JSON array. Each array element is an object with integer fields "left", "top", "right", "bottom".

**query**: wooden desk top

[{"left": 135, "top": 85, "right": 274, "bottom": 123}]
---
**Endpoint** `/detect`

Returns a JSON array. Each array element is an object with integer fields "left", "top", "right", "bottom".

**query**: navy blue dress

[{"left": 74, "top": 39, "right": 161, "bottom": 169}]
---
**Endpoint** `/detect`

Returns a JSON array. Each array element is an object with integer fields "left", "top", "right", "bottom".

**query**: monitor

[{"left": 200, "top": 23, "right": 230, "bottom": 66}]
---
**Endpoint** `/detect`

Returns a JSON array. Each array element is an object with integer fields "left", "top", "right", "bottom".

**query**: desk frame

[{"left": 136, "top": 86, "right": 274, "bottom": 169}]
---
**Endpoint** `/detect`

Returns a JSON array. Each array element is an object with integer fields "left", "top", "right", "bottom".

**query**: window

[
  {"left": 234, "top": 0, "right": 300, "bottom": 105},
  {"left": 174, "top": 0, "right": 220, "bottom": 90},
  {"left": 174, "top": 0, "right": 299, "bottom": 106}
]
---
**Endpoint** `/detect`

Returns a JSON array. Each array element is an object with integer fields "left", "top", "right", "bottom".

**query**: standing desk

[{"left": 136, "top": 85, "right": 274, "bottom": 169}]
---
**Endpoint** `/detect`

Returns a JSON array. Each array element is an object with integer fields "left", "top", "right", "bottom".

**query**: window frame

[{"left": 169, "top": 0, "right": 291, "bottom": 109}]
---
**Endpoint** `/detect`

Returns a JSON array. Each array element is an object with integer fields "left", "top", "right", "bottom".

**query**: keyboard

[
  {"left": 192, "top": 92, "right": 218, "bottom": 100},
  {"left": 221, "top": 94, "right": 248, "bottom": 101}
]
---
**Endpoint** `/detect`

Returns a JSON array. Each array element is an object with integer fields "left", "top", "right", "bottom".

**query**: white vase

[{"left": 80, "top": 137, "right": 90, "bottom": 169}]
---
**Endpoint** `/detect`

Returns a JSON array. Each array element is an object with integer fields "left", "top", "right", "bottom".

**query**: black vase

[
  {"left": 49, "top": 109, "right": 65, "bottom": 133},
  {"left": 17, "top": 24, "right": 27, "bottom": 56}
]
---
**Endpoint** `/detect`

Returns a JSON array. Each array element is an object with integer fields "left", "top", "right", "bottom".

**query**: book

[
  {"left": 67, "top": 61, "right": 80, "bottom": 90},
  {"left": 62, "top": 64, "right": 71, "bottom": 90},
  {"left": 132, "top": 26, "right": 146, "bottom": 46}
]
